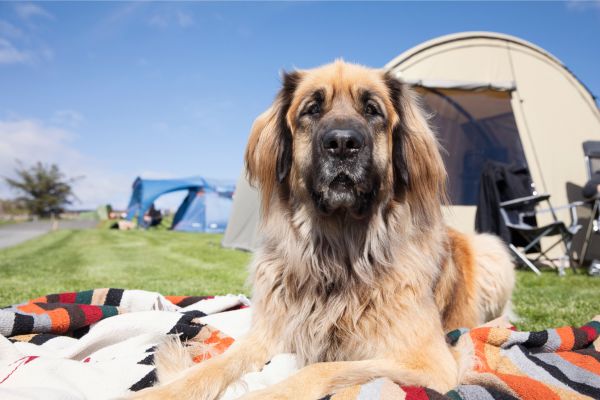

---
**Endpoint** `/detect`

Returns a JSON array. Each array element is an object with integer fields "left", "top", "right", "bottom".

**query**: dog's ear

[
  {"left": 245, "top": 71, "right": 301, "bottom": 212},
  {"left": 384, "top": 75, "right": 410, "bottom": 200},
  {"left": 384, "top": 73, "right": 447, "bottom": 223}
]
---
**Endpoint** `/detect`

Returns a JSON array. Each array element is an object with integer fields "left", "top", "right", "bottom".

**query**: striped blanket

[
  {"left": 1, "top": 289, "right": 599, "bottom": 399},
  {"left": 0, "top": 288, "right": 236, "bottom": 339},
  {"left": 332, "top": 321, "right": 600, "bottom": 400}
]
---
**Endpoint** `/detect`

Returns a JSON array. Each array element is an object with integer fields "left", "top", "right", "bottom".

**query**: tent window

[{"left": 417, "top": 88, "right": 530, "bottom": 205}]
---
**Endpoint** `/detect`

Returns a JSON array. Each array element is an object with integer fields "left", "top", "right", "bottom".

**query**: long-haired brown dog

[{"left": 133, "top": 61, "right": 515, "bottom": 400}]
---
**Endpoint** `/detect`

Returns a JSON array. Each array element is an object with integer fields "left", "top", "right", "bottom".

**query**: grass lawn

[
  {"left": 0, "top": 228, "right": 598, "bottom": 331},
  {"left": 0, "top": 229, "right": 251, "bottom": 306}
]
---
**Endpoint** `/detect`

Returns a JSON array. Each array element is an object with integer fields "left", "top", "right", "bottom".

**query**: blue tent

[
  {"left": 171, "top": 190, "right": 232, "bottom": 232},
  {"left": 125, "top": 177, "right": 234, "bottom": 232}
]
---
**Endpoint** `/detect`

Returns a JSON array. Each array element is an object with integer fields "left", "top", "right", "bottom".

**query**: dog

[{"left": 133, "top": 60, "right": 515, "bottom": 400}]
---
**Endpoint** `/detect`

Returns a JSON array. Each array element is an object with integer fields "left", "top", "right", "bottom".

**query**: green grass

[
  {"left": 0, "top": 228, "right": 598, "bottom": 331},
  {"left": 0, "top": 229, "right": 251, "bottom": 306},
  {"left": 513, "top": 268, "right": 600, "bottom": 331}
]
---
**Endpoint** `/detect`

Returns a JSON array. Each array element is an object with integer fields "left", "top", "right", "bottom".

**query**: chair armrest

[
  {"left": 536, "top": 201, "right": 588, "bottom": 231},
  {"left": 499, "top": 194, "right": 551, "bottom": 210}
]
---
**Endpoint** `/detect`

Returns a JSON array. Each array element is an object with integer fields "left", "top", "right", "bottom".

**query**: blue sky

[{"left": 0, "top": 1, "right": 599, "bottom": 209}]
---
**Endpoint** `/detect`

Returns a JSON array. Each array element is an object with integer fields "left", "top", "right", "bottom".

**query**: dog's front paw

[
  {"left": 127, "top": 385, "right": 172, "bottom": 400},
  {"left": 126, "top": 361, "right": 231, "bottom": 400},
  {"left": 126, "top": 379, "right": 220, "bottom": 400},
  {"left": 238, "top": 389, "right": 289, "bottom": 400}
]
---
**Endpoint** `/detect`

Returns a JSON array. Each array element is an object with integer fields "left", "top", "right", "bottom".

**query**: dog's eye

[
  {"left": 304, "top": 102, "right": 321, "bottom": 116},
  {"left": 365, "top": 102, "right": 381, "bottom": 117}
]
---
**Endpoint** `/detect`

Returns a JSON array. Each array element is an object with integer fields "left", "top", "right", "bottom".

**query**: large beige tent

[
  {"left": 223, "top": 31, "right": 600, "bottom": 250},
  {"left": 386, "top": 31, "right": 600, "bottom": 232}
]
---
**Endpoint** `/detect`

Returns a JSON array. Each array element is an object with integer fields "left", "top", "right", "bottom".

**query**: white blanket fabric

[{"left": 0, "top": 293, "right": 301, "bottom": 400}]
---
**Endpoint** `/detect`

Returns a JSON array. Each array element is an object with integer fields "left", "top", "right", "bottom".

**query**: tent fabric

[
  {"left": 404, "top": 78, "right": 515, "bottom": 92},
  {"left": 125, "top": 176, "right": 234, "bottom": 233},
  {"left": 223, "top": 31, "right": 600, "bottom": 251},
  {"left": 172, "top": 191, "right": 232, "bottom": 233},
  {"left": 171, "top": 190, "right": 197, "bottom": 229},
  {"left": 126, "top": 177, "right": 211, "bottom": 224},
  {"left": 221, "top": 172, "right": 261, "bottom": 251}
]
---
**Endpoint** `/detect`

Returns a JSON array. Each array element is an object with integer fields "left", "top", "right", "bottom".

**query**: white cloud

[
  {"left": 0, "top": 118, "right": 131, "bottom": 209},
  {"left": 175, "top": 11, "right": 194, "bottom": 28},
  {"left": 566, "top": 0, "right": 600, "bottom": 11},
  {"left": 0, "top": 38, "right": 53, "bottom": 65},
  {"left": 104, "top": 2, "right": 144, "bottom": 25},
  {"left": 14, "top": 3, "right": 54, "bottom": 21},
  {"left": 0, "top": 20, "right": 23, "bottom": 38},
  {"left": 148, "top": 9, "right": 194, "bottom": 29},
  {"left": 0, "top": 38, "right": 31, "bottom": 64},
  {"left": 148, "top": 14, "right": 168, "bottom": 29},
  {"left": 52, "top": 109, "right": 85, "bottom": 128},
  {"left": 0, "top": 6, "right": 54, "bottom": 67}
]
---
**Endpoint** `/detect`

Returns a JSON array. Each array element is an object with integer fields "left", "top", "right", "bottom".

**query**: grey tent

[
  {"left": 223, "top": 31, "right": 600, "bottom": 251},
  {"left": 221, "top": 172, "right": 261, "bottom": 251}
]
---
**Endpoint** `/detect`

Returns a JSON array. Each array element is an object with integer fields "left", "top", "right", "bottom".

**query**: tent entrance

[{"left": 416, "top": 87, "right": 531, "bottom": 205}]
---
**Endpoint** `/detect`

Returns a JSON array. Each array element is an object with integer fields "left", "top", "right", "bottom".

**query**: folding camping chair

[
  {"left": 476, "top": 160, "right": 582, "bottom": 275},
  {"left": 584, "top": 141, "right": 600, "bottom": 181},
  {"left": 499, "top": 194, "right": 581, "bottom": 275},
  {"left": 566, "top": 181, "right": 600, "bottom": 269},
  {"left": 572, "top": 141, "right": 600, "bottom": 267}
]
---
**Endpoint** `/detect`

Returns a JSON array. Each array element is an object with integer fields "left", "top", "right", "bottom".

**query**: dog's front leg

[
  {"left": 237, "top": 359, "right": 433, "bottom": 400},
  {"left": 129, "top": 331, "right": 276, "bottom": 400}
]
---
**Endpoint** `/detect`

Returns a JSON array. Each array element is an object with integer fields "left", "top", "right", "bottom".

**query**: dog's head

[{"left": 246, "top": 61, "right": 446, "bottom": 224}]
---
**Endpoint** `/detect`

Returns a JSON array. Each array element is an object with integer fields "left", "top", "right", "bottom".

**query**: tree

[{"left": 4, "top": 162, "right": 80, "bottom": 218}]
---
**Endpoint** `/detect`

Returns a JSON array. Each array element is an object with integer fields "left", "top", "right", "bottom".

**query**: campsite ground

[{"left": 0, "top": 227, "right": 598, "bottom": 331}]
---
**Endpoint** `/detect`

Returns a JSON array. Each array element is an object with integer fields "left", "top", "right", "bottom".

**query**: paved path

[{"left": 0, "top": 220, "right": 97, "bottom": 250}]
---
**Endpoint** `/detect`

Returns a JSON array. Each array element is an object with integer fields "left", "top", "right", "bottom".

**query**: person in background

[{"left": 144, "top": 204, "right": 163, "bottom": 227}]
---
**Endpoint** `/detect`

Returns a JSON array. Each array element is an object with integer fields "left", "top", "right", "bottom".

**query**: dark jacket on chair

[{"left": 475, "top": 161, "right": 536, "bottom": 247}]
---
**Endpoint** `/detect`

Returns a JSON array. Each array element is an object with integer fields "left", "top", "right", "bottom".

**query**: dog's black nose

[{"left": 322, "top": 129, "right": 365, "bottom": 157}]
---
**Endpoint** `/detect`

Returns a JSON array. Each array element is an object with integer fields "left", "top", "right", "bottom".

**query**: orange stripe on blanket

[
  {"left": 204, "top": 330, "right": 234, "bottom": 353},
  {"left": 47, "top": 308, "right": 70, "bottom": 334},
  {"left": 164, "top": 295, "right": 186, "bottom": 304},
  {"left": 558, "top": 351, "right": 600, "bottom": 374},
  {"left": 27, "top": 296, "right": 48, "bottom": 303},
  {"left": 470, "top": 327, "right": 492, "bottom": 372},
  {"left": 556, "top": 327, "right": 575, "bottom": 351},
  {"left": 497, "top": 373, "right": 561, "bottom": 400},
  {"left": 192, "top": 330, "right": 235, "bottom": 363},
  {"left": 17, "top": 303, "right": 46, "bottom": 315},
  {"left": 473, "top": 329, "right": 561, "bottom": 400}
]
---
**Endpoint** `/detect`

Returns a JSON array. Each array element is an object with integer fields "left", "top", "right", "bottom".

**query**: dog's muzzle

[{"left": 310, "top": 123, "right": 377, "bottom": 218}]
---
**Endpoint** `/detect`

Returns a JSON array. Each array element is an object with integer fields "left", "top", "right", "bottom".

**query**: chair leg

[
  {"left": 509, "top": 244, "right": 541, "bottom": 275},
  {"left": 563, "top": 235, "right": 578, "bottom": 274},
  {"left": 580, "top": 199, "right": 600, "bottom": 267}
]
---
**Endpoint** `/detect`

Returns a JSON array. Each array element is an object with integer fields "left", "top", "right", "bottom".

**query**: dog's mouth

[
  {"left": 311, "top": 173, "right": 376, "bottom": 219},
  {"left": 330, "top": 173, "right": 354, "bottom": 192}
]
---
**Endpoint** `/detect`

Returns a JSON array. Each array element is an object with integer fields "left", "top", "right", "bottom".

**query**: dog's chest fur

[{"left": 251, "top": 207, "right": 443, "bottom": 366}]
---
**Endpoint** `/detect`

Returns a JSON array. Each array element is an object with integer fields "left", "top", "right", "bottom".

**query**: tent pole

[{"left": 506, "top": 41, "right": 548, "bottom": 194}]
